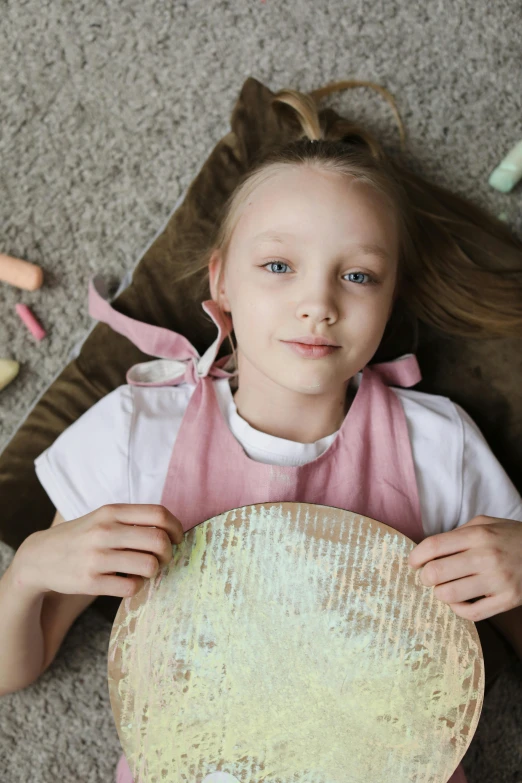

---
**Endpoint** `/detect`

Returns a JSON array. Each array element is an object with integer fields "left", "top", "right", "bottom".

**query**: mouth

[
  {"left": 283, "top": 338, "right": 340, "bottom": 347},
  {"left": 282, "top": 341, "right": 340, "bottom": 358}
]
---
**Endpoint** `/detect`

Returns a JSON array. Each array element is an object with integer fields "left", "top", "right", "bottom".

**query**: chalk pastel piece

[
  {"left": 15, "top": 304, "right": 46, "bottom": 340},
  {"left": 0, "top": 253, "right": 44, "bottom": 291},
  {"left": 109, "top": 502, "right": 484, "bottom": 783},
  {"left": 488, "top": 138, "right": 522, "bottom": 193},
  {"left": 0, "top": 359, "right": 20, "bottom": 391}
]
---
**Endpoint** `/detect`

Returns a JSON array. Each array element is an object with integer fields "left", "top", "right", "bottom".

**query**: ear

[{"left": 208, "top": 250, "right": 232, "bottom": 313}]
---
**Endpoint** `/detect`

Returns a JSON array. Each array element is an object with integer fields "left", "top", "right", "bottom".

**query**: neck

[{"left": 230, "top": 357, "right": 355, "bottom": 444}]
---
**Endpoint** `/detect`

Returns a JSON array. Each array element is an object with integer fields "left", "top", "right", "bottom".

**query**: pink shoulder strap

[
  {"left": 369, "top": 355, "right": 422, "bottom": 388},
  {"left": 89, "top": 276, "right": 200, "bottom": 361}
]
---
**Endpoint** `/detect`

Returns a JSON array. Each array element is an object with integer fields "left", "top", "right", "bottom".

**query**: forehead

[{"left": 235, "top": 166, "right": 399, "bottom": 251}]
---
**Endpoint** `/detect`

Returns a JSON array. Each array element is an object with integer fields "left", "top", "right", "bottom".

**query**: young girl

[{"left": 1, "top": 84, "right": 522, "bottom": 783}]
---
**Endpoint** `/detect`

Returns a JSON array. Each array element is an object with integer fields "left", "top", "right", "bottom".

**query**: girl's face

[{"left": 209, "top": 166, "right": 399, "bottom": 398}]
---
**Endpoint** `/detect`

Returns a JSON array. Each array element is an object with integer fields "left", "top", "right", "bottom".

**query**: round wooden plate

[{"left": 108, "top": 502, "right": 484, "bottom": 783}]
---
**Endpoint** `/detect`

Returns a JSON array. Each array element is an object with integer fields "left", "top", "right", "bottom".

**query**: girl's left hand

[{"left": 408, "top": 515, "right": 522, "bottom": 621}]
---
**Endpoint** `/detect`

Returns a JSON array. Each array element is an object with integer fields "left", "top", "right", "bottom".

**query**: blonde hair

[{"left": 171, "top": 80, "right": 522, "bottom": 367}]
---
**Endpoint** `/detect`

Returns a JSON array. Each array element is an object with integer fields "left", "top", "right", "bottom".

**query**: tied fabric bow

[{"left": 88, "top": 275, "right": 239, "bottom": 387}]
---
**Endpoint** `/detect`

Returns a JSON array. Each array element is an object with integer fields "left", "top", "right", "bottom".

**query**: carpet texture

[{"left": 1, "top": 1, "right": 521, "bottom": 781}]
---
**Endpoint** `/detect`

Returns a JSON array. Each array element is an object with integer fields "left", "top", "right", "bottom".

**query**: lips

[
  {"left": 284, "top": 338, "right": 339, "bottom": 347},
  {"left": 283, "top": 342, "right": 340, "bottom": 358}
]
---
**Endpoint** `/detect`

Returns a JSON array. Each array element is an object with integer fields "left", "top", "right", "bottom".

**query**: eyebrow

[{"left": 252, "top": 231, "right": 390, "bottom": 262}]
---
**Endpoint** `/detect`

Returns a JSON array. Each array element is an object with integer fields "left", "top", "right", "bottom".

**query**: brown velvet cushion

[{"left": 0, "top": 76, "right": 520, "bottom": 686}]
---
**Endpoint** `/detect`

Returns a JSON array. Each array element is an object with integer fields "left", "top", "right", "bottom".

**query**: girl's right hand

[{"left": 15, "top": 504, "right": 184, "bottom": 598}]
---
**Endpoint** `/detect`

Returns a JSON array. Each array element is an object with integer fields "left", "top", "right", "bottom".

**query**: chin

[{"left": 280, "top": 370, "right": 340, "bottom": 395}]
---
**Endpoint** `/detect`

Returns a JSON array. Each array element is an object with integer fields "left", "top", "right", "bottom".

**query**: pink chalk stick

[{"left": 15, "top": 303, "right": 47, "bottom": 341}]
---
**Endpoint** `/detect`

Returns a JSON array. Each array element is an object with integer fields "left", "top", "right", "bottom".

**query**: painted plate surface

[{"left": 108, "top": 502, "right": 484, "bottom": 783}]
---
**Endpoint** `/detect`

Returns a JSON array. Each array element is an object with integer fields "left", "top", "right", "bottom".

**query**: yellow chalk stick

[{"left": 0, "top": 359, "right": 20, "bottom": 391}]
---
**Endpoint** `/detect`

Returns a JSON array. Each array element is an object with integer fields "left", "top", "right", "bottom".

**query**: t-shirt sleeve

[
  {"left": 34, "top": 385, "right": 134, "bottom": 521},
  {"left": 454, "top": 403, "right": 522, "bottom": 527}
]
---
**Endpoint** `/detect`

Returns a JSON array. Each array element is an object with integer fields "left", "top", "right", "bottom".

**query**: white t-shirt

[{"left": 34, "top": 375, "right": 522, "bottom": 536}]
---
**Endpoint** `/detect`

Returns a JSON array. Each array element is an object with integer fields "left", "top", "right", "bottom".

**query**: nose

[{"left": 294, "top": 275, "right": 339, "bottom": 324}]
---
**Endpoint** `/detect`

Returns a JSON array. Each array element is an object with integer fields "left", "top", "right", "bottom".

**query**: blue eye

[
  {"left": 345, "top": 272, "right": 373, "bottom": 285},
  {"left": 264, "top": 261, "right": 290, "bottom": 274},
  {"left": 262, "top": 262, "right": 375, "bottom": 285}
]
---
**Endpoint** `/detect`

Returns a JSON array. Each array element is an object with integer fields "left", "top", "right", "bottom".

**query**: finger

[
  {"left": 99, "top": 503, "right": 184, "bottom": 545},
  {"left": 408, "top": 528, "right": 478, "bottom": 570},
  {"left": 101, "top": 524, "right": 174, "bottom": 568},
  {"left": 97, "top": 549, "right": 163, "bottom": 580},
  {"left": 418, "top": 552, "right": 475, "bottom": 587},
  {"left": 432, "top": 574, "right": 491, "bottom": 605},
  {"left": 96, "top": 573, "right": 144, "bottom": 599},
  {"left": 448, "top": 594, "right": 508, "bottom": 623}
]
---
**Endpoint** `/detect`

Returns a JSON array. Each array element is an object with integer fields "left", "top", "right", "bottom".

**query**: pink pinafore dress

[{"left": 88, "top": 277, "right": 468, "bottom": 783}]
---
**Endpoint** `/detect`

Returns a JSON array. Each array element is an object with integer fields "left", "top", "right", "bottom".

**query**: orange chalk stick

[
  {"left": 0, "top": 253, "right": 44, "bottom": 291},
  {"left": 15, "top": 304, "right": 47, "bottom": 341}
]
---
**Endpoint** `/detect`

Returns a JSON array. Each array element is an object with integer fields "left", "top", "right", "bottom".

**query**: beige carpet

[{"left": 1, "top": 1, "right": 521, "bottom": 780}]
